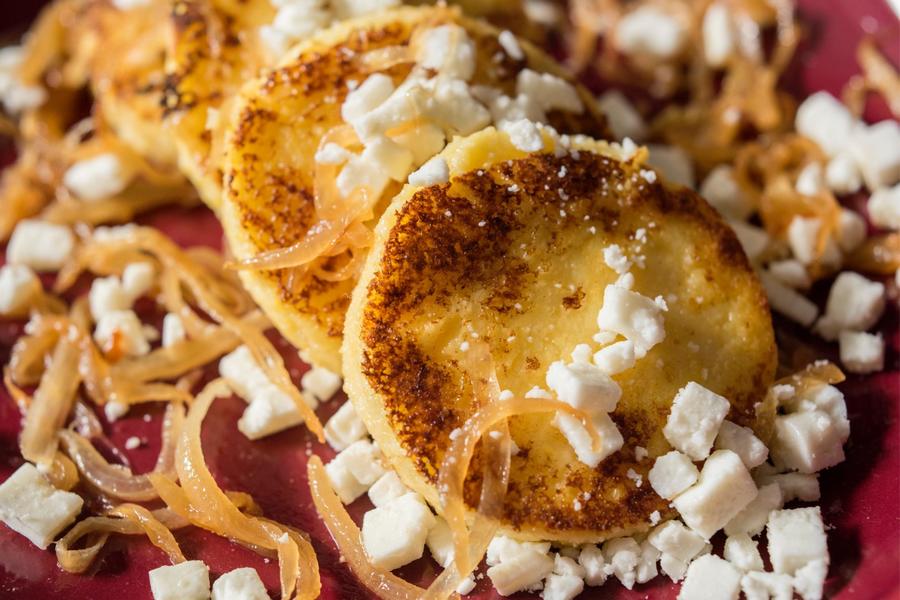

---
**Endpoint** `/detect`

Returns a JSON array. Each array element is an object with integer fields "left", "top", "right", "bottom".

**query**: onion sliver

[
  {"left": 20, "top": 331, "right": 81, "bottom": 468},
  {"left": 307, "top": 455, "right": 438, "bottom": 600},
  {"left": 60, "top": 403, "right": 183, "bottom": 502}
]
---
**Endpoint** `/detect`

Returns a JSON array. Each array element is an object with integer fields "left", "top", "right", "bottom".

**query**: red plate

[{"left": 0, "top": 1, "right": 898, "bottom": 598}]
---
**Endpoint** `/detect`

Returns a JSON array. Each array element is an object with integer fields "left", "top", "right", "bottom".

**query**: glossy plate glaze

[{"left": 0, "top": 0, "right": 898, "bottom": 598}]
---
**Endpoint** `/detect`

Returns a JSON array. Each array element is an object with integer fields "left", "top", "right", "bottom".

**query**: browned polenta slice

[
  {"left": 220, "top": 5, "right": 609, "bottom": 374},
  {"left": 343, "top": 128, "right": 777, "bottom": 543}
]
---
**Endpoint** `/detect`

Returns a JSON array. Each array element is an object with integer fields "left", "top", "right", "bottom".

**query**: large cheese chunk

[
  {"left": 0, "top": 463, "right": 83, "bottom": 549},
  {"left": 596, "top": 285, "right": 666, "bottom": 357},
  {"left": 7, "top": 219, "right": 75, "bottom": 272},
  {"left": 545, "top": 360, "right": 621, "bottom": 413},
  {"left": 62, "top": 153, "right": 131, "bottom": 201},
  {"left": 325, "top": 439, "right": 386, "bottom": 504},
  {"left": 647, "top": 520, "right": 707, "bottom": 563},
  {"left": 741, "top": 571, "right": 794, "bottom": 600},
  {"left": 300, "top": 365, "right": 342, "bottom": 403},
  {"left": 615, "top": 6, "right": 687, "bottom": 58},
  {"left": 815, "top": 271, "right": 885, "bottom": 340},
  {"left": 766, "top": 507, "right": 828, "bottom": 575},
  {"left": 648, "top": 450, "right": 699, "bottom": 499},
  {"left": 867, "top": 184, "right": 900, "bottom": 230},
  {"left": 795, "top": 92, "right": 856, "bottom": 158},
  {"left": 723, "top": 533, "right": 763, "bottom": 571},
  {"left": 416, "top": 24, "right": 476, "bottom": 81},
  {"left": 486, "top": 540, "right": 554, "bottom": 595},
  {"left": 839, "top": 331, "right": 884, "bottom": 374},
  {"left": 672, "top": 450, "right": 758, "bottom": 539},
  {"left": 678, "top": 554, "right": 741, "bottom": 600},
  {"left": 425, "top": 516, "right": 453, "bottom": 567},
  {"left": 714, "top": 420, "right": 768, "bottom": 469},
  {"left": 663, "top": 382, "right": 730, "bottom": 460},
  {"left": 368, "top": 471, "right": 410, "bottom": 508},
  {"left": 770, "top": 409, "right": 847, "bottom": 474},
  {"left": 361, "top": 492, "right": 436, "bottom": 571},
  {"left": 211, "top": 567, "right": 268, "bottom": 600},
  {"left": 149, "top": 560, "right": 210, "bottom": 600},
  {"left": 324, "top": 401, "right": 367, "bottom": 451}
]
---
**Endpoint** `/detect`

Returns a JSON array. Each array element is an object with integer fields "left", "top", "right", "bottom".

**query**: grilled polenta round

[
  {"left": 163, "top": 0, "right": 275, "bottom": 209},
  {"left": 220, "top": 5, "right": 609, "bottom": 374},
  {"left": 342, "top": 128, "right": 777, "bottom": 543},
  {"left": 79, "top": 0, "right": 179, "bottom": 167}
]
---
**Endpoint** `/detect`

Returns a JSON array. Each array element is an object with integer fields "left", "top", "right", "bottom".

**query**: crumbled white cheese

[
  {"left": 771, "top": 408, "right": 848, "bottom": 474},
  {"left": 714, "top": 420, "right": 768, "bottom": 469},
  {"left": 815, "top": 271, "right": 885, "bottom": 340},
  {"left": 456, "top": 575, "right": 476, "bottom": 595},
  {"left": 795, "top": 162, "right": 823, "bottom": 196},
  {"left": 793, "top": 558, "right": 828, "bottom": 600},
  {"left": 342, "top": 73, "right": 395, "bottom": 124},
  {"left": 700, "top": 165, "right": 752, "bottom": 220},
  {"left": 615, "top": 6, "right": 687, "bottom": 58},
  {"left": 408, "top": 155, "right": 449, "bottom": 187},
  {"left": 369, "top": 471, "right": 410, "bottom": 509},
  {"left": 602, "top": 537, "right": 640, "bottom": 590},
  {"left": 324, "top": 401, "right": 368, "bottom": 451},
  {"left": 541, "top": 573, "right": 583, "bottom": 600},
  {"left": 501, "top": 118, "right": 545, "bottom": 152},
  {"left": 646, "top": 144, "right": 695, "bottom": 188},
  {"left": 63, "top": 153, "right": 131, "bottom": 201},
  {"left": 486, "top": 539, "right": 554, "bottom": 595},
  {"left": 122, "top": 262, "right": 154, "bottom": 299},
  {"left": 0, "top": 264, "right": 40, "bottom": 315},
  {"left": 848, "top": 119, "right": 900, "bottom": 190},
  {"left": 759, "top": 271, "right": 819, "bottom": 327},
  {"left": 673, "top": 450, "right": 758, "bottom": 539},
  {"left": 391, "top": 122, "right": 446, "bottom": 165},
  {"left": 220, "top": 346, "right": 310, "bottom": 440},
  {"left": 516, "top": 69, "right": 583, "bottom": 115},
  {"left": 0, "top": 463, "right": 83, "bottom": 549},
  {"left": 839, "top": 330, "right": 884, "bottom": 374},
  {"left": 325, "top": 439, "right": 385, "bottom": 504},
  {"left": 161, "top": 313, "right": 186, "bottom": 348},
  {"left": 766, "top": 507, "right": 828, "bottom": 575},
  {"left": 578, "top": 544, "right": 609, "bottom": 586},
  {"left": 569, "top": 343, "right": 592, "bottom": 364},
  {"left": 211, "top": 567, "right": 268, "bottom": 600},
  {"left": 663, "top": 382, "right": 730, "bottom": 461},
  {"left": 786, "top": 216, "right": 822, "bottom": 265},
  {"left": 361, "top": 492, "right": 436, "bottom": 571},
  {"left": 795, "top": 92, "right": 856, "bottom": 158},
  {"left": 486, "top": 536, "right": 552, "bottom": 566},
  {"left": 741, "top": 571, "right": 794, "bottom": 600},
  {"left": 592, "top": 340, "right": 635, "bottom": 375},
  {"left": 545, "top": 360, "right": 621, "bottom": 414},
  {"left": 635, "top": 539, "right": 659, "bottom": 584},
  {"left": 724, "top": 533, "right": 764, "bottom": 571},
  {"left": 425, "top": 78, "right": 492, "bottom": 136},
  {"left": 648, "top": 450, "right": 699, "bottom": 499},
  {"left": 88, "top": 276, "right": 131, "bottom": 321},
  {"left": 417, "top": 25, "right": 477, "bottom": 81},
  {"left": 0, "top": 46, "right": 46, "bottom": 114},
  {"left": 124, "top": 436, "right": 142, "bottom": 450},
  {"left": 702, "top": 2, "right": 735, "bottom": 67},
  {"left": 596, "top": 285, "right": 665, "bottom": 358},
  {"left": 7, "top": 219, "right": 75, "bottom": 272},
  {"left": 724, "top": 482, "right": 783, "bottom": 536},
  {"left": 554, "top": 411, "right": 624, "bottom": 467},
  {"left": 602, "top": 244, "right": 631, "bottom": 274},
  {"left": 679, "top": 554, "right": 742, "bottom": 600},
  {"left": 825, "top": 152, "right": 862, "bottom": 195},
  {"left": 755, "top": 472, "right": 820, "bottom": 503},
  {"left": 498, "top": 30, "right": 524, "bottom": 61},
  {"left": 105, "top": 401, "right": 129, "bottom": 422},
  {"left": 648, "top": 520, "right": 707, "bottom": 564},
  {"left": 315, "top": 142, "right": 353, "bottom": 165},
  {"left": 867, "top": 184, "right": 900, "bottom": 230},
  {"left": 94, "top": 309, "right": 152, "bottom": 357},
  {"left": 300, "top": 365, "right": 342, "bottom": 402},
  {"left": 836, "top": 208, "right": 866, "bottom": 252},
  {"left": 767, "top": 259, "right": 810, "bottom": 290},
  {"left": 149, "top": 560, "right": 210, "bottom": 600},
  {"left": 597, "top": 91, "right": 647, "bottom": 142}
]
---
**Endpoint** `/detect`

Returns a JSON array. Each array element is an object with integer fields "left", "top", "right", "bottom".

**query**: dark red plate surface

[{"left": 1, "top": 1, "right": 899, "bottom": 598}]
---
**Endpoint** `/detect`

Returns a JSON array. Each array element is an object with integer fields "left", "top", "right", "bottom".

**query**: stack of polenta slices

[{"left": 5, "top": 0, "right": 778, "bottom": 576}]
